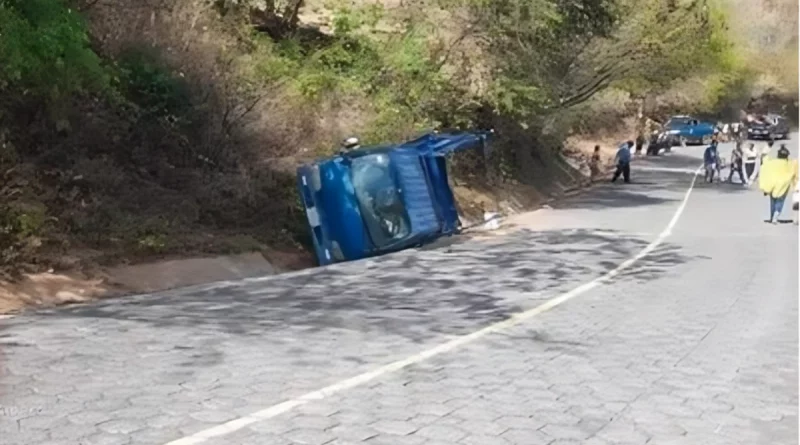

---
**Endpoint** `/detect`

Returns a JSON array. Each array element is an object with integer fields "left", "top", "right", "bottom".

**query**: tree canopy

[
  {"left": 0, "top": 0, "right": 108, "bottom": 102},
  {"left": 445, "top": 0, "right": 738, "bottom": 116}
]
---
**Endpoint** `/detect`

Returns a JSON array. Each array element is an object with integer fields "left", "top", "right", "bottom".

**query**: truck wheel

[{"left": 701, "top": 135, "right": 712, "bottom": 145}]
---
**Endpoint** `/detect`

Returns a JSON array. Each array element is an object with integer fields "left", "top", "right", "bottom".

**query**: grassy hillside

[{"left": 0, "top": 0, "right": 796, "bottom": 279}]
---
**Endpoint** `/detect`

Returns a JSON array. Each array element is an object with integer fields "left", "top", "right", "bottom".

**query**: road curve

[{"left": 1, "top": 136, "right": 797, "bottom": 445}]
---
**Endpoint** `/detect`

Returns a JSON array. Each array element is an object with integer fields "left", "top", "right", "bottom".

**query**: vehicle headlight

[{"left": 668, "top": 129, "right": 680, "bottom": 134}]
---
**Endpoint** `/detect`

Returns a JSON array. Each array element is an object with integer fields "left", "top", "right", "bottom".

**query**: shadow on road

[
  {"left": 555, "top": 153, "right": 752, "bottom": 210},
  {"left": 4, "top": 149, "right": 725, "bottom": 342},
  {"left": 634, "top": 152, "right": 702, "bottom": 170},
  {"left": 555, "top": 186, "right": 678, "bottom": 209},
  {"left": 40, "top": 228, "right": 700, "bottom": 341}
]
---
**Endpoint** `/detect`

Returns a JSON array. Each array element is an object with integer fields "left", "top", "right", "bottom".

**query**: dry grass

[{"left": 5, "top": 0, "right": 793, "bottom": 287}]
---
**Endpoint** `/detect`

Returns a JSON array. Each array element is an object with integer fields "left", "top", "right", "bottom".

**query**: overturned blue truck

[{"left": 296, "top": 131, "right": 492, "bottom": 266}]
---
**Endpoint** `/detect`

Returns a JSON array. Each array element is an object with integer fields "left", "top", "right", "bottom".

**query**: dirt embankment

[
  {"left": 0, "top": 128, "right": 630, "bottom": 315},
  {"left": 0, "top": 0, "right": 639, "bottom": 314}
]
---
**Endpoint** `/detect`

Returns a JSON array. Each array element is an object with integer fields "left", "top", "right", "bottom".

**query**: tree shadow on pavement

[
  {"left": 557, "top": 155, "right": 755, "bottom": 210},
  {"left": 554, "top": 187, "right": 678, "bottom": 209},
  {"left": 554, "top": 169, "right": 689, "bottom": 210},
  {"left": 38, "top": 228, "right": 699, "bottom": 341},
  {"left": 636, "top": 150, "right": 703, "bottom": 167}
]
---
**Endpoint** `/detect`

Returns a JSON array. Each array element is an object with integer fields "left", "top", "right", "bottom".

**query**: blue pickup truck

[
  {"left": 662, "top": 115, "right": 717, "bottom": 145},
  {"left": 296, "top": 131, "right": 492, "bottom": 266}
]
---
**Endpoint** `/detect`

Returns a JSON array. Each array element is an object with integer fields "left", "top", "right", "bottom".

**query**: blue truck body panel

[
  {"left": 296, "top": 132, "right": 490, "bottom": 266},
  {"left": 663, "top": 115, "right": 716, "bottom": 144}
]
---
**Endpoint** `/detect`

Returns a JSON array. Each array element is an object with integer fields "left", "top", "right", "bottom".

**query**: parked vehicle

[
  {"left": 662, "top": 115, "right": 717, "bottom": 145},
  {"left": 646, "top": 130, "right": 674, "bottom": 155},
  {"left": 296, "top": 131, "right": 492, "bottom": 266},
  {"left": 747, "top": 114, "right": 790, "bottom": 140}
]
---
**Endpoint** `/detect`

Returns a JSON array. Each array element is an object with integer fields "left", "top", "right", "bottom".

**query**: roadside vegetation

[{"left": 1, "top": 0, "right": 797, "bottom": 278}]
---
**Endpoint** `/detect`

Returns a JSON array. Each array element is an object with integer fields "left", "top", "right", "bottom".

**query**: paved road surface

[{"left": 1, "top": 137, "right": 797, "bottom": 445}]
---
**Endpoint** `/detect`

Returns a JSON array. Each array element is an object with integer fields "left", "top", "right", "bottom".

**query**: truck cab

[
  {"left": 296, "top": 131, "right": 491, "bottom": 266},
  {"left": 663, "top": 115, "right": 716, "bottom": 145}
]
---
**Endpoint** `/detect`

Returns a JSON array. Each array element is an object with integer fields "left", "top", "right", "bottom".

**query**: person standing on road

[
  {"left": 727, "top": 142, "right": 746, "bottom": 184},
  {"left": 703, "top": 141, "right": 721, "bottom": 183},
  {"left": 635, "top": 134, "right": 645, "bottom": 156},
  {"left": 761, "top": 140, "right": 774, "bottom": 164},
  {"left": 590, "top": 145, "right": 602, "bottom": 180},
  {"left": 744, "top": 142, "right": 758, "bottom": 185},
  {"left": 759, "top": 145, "right": 798, "bottom": 224},
  {"left": 731, "top": 122, "right": 742, "bottom": 143},
  {"left": 611, "top": 141, "right": 633, "bottom": 183},
  {"left": 793, "top": 176, "right": 800, "bottom": 225}
]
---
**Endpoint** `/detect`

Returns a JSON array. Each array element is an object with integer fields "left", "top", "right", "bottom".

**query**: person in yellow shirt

[
  {"left": 759, "top": 145, "right": 798, "bottom": 224},
  {"left": 793, "top": 174, "right": 800, "bottom": 225}
]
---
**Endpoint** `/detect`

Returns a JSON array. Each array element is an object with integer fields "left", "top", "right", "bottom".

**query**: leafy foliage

[
  {"left": 0, "top": 0, "right": 109, "bottom": 101},
  {"left": 239, "top": 5, "right": 456, "bottom": 143},
  {"left": 116, "top": 49, "right": 193, "bottom": 119},
  {"left": 432, "top": 0, "right": 738, "bottom": 117},
  {"left": 0, "top": 0, "right": 787, "bottom": 281},
  {"left": 217, "top": 0, "right": 306, "bottom": 39}
]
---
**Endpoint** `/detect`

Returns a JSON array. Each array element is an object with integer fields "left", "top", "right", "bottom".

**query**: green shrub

[
  {"left": 236, "top": 5, "right": 455, "bottom": 146},
  {"left": 115, "top": 49, "right": 193, "bottom": 119},
  {"left": 136, "top": 233, "right": 167, "bottom": 253},
  {"left": 0, "top": 168, "right": 48, "bottom": 275},
  {"left": 0, "top": 0, "right": 109, "bottom": 101}
]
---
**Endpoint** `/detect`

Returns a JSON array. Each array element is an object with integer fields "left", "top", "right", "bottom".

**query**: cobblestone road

[{"left": 1, "top": 138, "right": 797, "bottom": 445}]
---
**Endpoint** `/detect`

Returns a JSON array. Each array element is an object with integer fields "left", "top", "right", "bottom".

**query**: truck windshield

[
  {"left": 350, "top": 153, "right": 411, "bottom": 249},
  {"left": 665, "top": 117, "right": 690, "bottom": 128}
]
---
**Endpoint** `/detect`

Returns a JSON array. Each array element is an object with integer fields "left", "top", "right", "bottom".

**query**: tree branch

[
  {"left": 557, "top": 57, "right": 639, "bottom": 109},
  {"left": 282, "top": 0, "right": 304, "bottom": 31},
  {"left": 435, "top": 25, "right": 477, "bottom": 71}
]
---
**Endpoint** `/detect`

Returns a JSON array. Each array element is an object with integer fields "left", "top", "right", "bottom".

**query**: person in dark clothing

[
  {"left": 590, "top": 145, "right": 602, "bottom": 180},
  {"left": 703, "top": 141, "right": 721, "bottom": 183},
  {"left": 635, "top": 134, "right": 645, "bottom": 156},
  {"left": 611, "top": 141, "right": 633, "bottom": 183},
  {"left": 727, "top": 142, "right": 746, "bottom": 184}
]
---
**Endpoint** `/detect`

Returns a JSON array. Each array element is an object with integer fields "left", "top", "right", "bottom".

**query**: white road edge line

[{"left": 163, "top": 166, "right": 702, "bottom": 445}]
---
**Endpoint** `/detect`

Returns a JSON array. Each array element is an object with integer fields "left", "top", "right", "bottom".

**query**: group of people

[
  {"left": 588, "top": 140, "right": 634, "bottom": 183},
  {"left": 592, "top": 136, "right": 798, "bottom": 224},
  {"left": 703, "top": 138, "right": 799, "bottom": 224},
  {"left": 717, "top": 114, "right": 775, "bottom": 142},
  {"left": 703, "top": 139, "right": 794, "bottom": 187},
  {"left": 702, "top": 139, "right": 767, "bottom": 185},
  {"left": 716, "top": 121, "right": 746, "bottom": 143}
]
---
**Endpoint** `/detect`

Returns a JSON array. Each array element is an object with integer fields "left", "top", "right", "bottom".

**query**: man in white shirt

[{"left": 743, "top": 143, "right": 758, "bottom": 185}]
